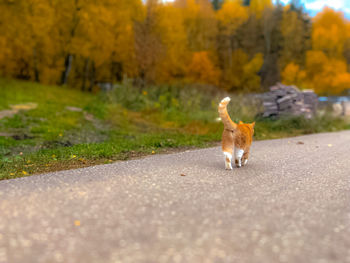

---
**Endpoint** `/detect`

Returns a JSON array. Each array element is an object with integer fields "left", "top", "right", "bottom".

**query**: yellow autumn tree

[
  {"left": 216, "top": 0, "right": 249, "bottom": 78},
  {"left": 242, "top": 52, "right": 264, "bottom": 91},
  {"left": 153, "top": 3, "right": 188, "bottom": 82},
  {"left": 303, "top": 8, "right": 350, "bottom": 94},
  {"left": 312, "top": 7, "right": 348, "bottom": 58},
  {"left": 282, "top": 62, "right": 306, "bottom": 87},
  {"left": 176, "top": 0, "right": 217, "bottom": 52},
  {"left": 280, "top": 8, "right": 309, "bottom": 70},
  {"left": 187, "top": 51, "right": 221, "bottom": 86},
  {"left": 111, "top": 0, "right": 144, "bottom": 80},
  {"left": 222, "top": 49, "right": 263, "bottom": 91},
  {"left": 249, "top": 0, "right": 273, "bottom": 18},
  {"left": 0, "top": 0, "right": 56, "bottom": 83},
  {"left": 216, "top": 0, "right": 248, "bottom": 33},
  {"left": 305, "top": 51, "right": 350, "bottom": 94},
  {"left": 0, "top": 1, "right": 20, "bottom": 77}
]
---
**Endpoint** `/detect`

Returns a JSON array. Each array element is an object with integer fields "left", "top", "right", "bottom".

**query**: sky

[{"left": 279, "top": 0, "right": 350, "bottom": 18}]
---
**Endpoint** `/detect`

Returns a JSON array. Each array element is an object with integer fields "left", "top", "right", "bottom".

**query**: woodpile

[
  {"left": 263, "top": 83, "right": 318, "bottom": 118},
  {"left": 341, "top": 101, "right": 350, "bottom": 116}
]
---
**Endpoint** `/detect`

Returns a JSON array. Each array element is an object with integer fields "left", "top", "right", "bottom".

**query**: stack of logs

[{"left": 263, "top": 83, "right": 318, "bottom": 118}]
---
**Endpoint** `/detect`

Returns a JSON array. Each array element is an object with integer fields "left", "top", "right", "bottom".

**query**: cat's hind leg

[
  {"left": 223, "top": 150, "right": 233, "bottom": 170},
  {"left": 222, "top": 130, "right": 234, "bottom": 170},
  {"left": 234, "top": 147, "right": 244, "bottom": 168}
]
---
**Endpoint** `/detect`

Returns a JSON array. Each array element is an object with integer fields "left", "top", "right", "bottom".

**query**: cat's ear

[
  {"left": 239, "top": 121, "right": 243, "bottom": 124},
  {"left": 251, "top": 122, "right": 255, "bottom": 128}
]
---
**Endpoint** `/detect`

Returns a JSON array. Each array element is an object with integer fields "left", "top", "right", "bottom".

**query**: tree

[
  {"left": 134, "top": 0, "right": 164, "bottom": 84},
  {"left": 221, "top": 49, "right": 263, "bottom": 91},
  {"left": 279, "top": 8, "right": 310, "bottom": 69},
  {"left": 154, "top": 3, "right": 189, "bottom": 82},
  {"left": 216, "top": 0, "right": 249, "bottom": 69},
  {"left": 176, "top": 0, "right": 217, "bottom": 52},
  {"left": 305, "top": 50, "right": 350, "bottom": 94},
  {"left": 281, "top": 62, "right": 306, "bottom": 87},
  {"left": 259, "top": 3, "right": 283, "bottom": 89},
  {"left": 312, "top": 7, "right": 348, "bottom": 58},
  {"left": 187, "top": 51, "right": 221, "bottom": 86},
  {"left": 211, "top": 0, "right": 223, "bottom": 10},
  {"left": 249, "top": 0, "right": 272, "bottom": 19}
]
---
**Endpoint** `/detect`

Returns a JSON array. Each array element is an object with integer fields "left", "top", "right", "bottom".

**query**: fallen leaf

[
  {"left": 180, "top": 174, "right": 186, "bottom": 176},
  {"left": 328, "top": 144, "right": 333, "bottom": 147},
  {"left": 152, "top": 151, "right": 155, "bottom": 154},
  {"left": 78, "top": 158, "right": 87, "bottom": 164},
  {"left": 74, "top": 220, "right": 81, "bottom": 226},
  {"left": 297, "top": 141, "right": 304, "bottom": 145},
  {"left": 22, "top": 171, "right": 28, "bottom": 175},
  {"left": 10, "top": 103, "right": 37, "bottom": 110}
]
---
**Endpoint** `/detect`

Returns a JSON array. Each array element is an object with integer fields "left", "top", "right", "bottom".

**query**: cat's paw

[
  {"left": 235, "top": 159, "right": 242, "bottom": 168},
  {"left": 225, "top": 163, "right": 233, "bottom": 170}
]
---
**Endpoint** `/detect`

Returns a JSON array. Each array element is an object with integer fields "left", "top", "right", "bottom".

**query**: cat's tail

[{"left": 218, "top": 97, "right": 237, "bottom": 131}]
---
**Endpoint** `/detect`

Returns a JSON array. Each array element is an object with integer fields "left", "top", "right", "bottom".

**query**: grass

[{"left": 0, "top": 78, "right": 349, "bottom": 180}]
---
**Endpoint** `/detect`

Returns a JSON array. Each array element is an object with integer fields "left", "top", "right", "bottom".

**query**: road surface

[{"left": 1, "top": 131, "right": 350, "bottom": 263}]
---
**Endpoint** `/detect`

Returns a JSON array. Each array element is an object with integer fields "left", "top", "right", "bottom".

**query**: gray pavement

[{"left": 1, "top": 131, "right": 350, "bottom": 263}]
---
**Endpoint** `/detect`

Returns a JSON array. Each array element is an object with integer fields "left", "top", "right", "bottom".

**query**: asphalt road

[{"left": 1, "top": 131, "right": 350, "bottom": 263}]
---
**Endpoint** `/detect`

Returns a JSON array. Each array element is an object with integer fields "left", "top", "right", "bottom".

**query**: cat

[{"left": 218, "top": 97, "right": 255, "bottom": 170}]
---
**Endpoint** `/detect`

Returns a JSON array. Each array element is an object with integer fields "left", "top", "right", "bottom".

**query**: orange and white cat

[{"left": 218, "top": 97, "right": 255, "bottom": 170}]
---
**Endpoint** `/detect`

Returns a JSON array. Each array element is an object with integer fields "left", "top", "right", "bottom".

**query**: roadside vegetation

[{"left": 1, "top": 78, "right": 349, "bottom": 180}]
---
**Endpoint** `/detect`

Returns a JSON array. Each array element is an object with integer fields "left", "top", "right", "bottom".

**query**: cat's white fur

[
  {"left": 234, "top": 148, "right": 244, "bottom": 167},
  {"left": 224, "top": 152, "right": 233, "bottom": 170}
]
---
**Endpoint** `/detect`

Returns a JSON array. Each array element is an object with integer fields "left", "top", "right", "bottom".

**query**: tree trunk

[
  {"left": 33, "top": 47, "right": 40, "bottom": 82},
  {"left": 82, "top": 58, "right": 90, "bottom": 91},
  {"left": 88, "top": 61, "right": 95, "bottom": 92},
  {"left": 61, "top": 54, "right": 73, "bottom": 85}
]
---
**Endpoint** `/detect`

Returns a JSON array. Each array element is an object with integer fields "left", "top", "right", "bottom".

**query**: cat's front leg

[
  {"left": 234, "top": 148, "right": 244, "bottom": 168},
  {"left": 242, "top": 150, "right": 249, "bottom": 166}
]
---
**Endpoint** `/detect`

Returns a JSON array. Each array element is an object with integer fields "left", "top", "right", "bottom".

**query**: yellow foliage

[
  {"left": 180, "top": 0, "right": 217, "bottom": 51},
  {"left": 1, "top": 0, "right": 350, "bottom": 94},
  {"left": 305, "top": 50, "right": 350, "bottom": 94},
  {"left": 280, "top": 10, "right": 308, "bottom": 68},
  {"left": 154, "top": 4, "right": 188, "bottom": 82},
  {"left": 242, "top": 53, "right": 264, "bottom": 92},
  {"left": 312, "top": 7, "right": 348, "bottom": 58},
  {"left": 249, "top": 0, "right": 273, "bottom": 18},
  {"left": 282, "top": 63, "right": 306, "bottom": 87},
  {"left": 187, "top": 51, "right": 221, "bottom": 86},
  {"left": 216, "top": 0, "right": 248, "bottom": 33},
  {"left": 222, "top": 49, "right": 263, "bottom": 92},
  {"left": 332, "top": 72, "right": 350, "bottom": 94}
]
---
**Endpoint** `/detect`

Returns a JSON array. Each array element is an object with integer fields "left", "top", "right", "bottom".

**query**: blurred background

[{"left": 0, "top": 0, "right": 350, "bottom": 178}]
